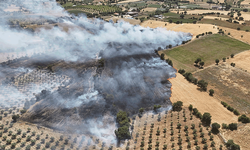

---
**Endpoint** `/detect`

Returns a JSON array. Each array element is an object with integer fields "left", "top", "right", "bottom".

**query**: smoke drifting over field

[{"left": 0, "top": 0, "right": 192, "bottom": 145}]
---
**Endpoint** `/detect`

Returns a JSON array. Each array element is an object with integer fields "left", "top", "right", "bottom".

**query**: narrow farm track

[{"left": 169, "top": 73, "right": 238, "bottom": 125}]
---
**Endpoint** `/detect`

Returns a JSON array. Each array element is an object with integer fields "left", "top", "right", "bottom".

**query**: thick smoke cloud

[{"left": 0, "top": 0, "right": 192, "bottom": 145}]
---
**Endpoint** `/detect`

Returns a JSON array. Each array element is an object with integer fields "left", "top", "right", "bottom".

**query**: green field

[
  {"left": 128, "top": 2, "right": 146, "bottom": 7},
  {"left": 147, "top": 4, "right": 161, "bottom": 8},
  {"left": 61, "top": 2, "right": 73, "bottom": 7},
  {"left": 180, "top": 4, "right": 201, "bottom": 9},
  {"left": 161, "top": 34, "right": 250, "bottom": 72},
  {"left": 163, "top": 12, "right": 180, "bottom": 17},
  {"left": 67, "top": 10, "right": 89, "bottom": 16},
  {"left": 163, "top": 12, "right": 199, "bottom": 24}
]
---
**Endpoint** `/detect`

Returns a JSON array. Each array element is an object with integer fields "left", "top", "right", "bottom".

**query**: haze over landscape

[{"left": 0, "top": 0, "right": 250, "bottom": 149}]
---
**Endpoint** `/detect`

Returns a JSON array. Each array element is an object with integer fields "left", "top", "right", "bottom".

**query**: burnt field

[{"left": 0, "top": 51, "right": 175, "bottom": 139}]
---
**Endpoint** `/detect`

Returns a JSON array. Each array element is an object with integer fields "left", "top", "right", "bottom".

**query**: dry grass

[
  {"left": 227, "top": 50, "right": 250, "bottom": 72},
  {"left": 194, "top": 63, "right": 250, "bottom": 117},
  {"left": 172, "top": 10, "right": 230, "bottom": 15},
  {"left": 118, "top": 0, "right": 141, "bottom": 4},
  {"left": 141, "top": 20, "right": 218, "bottom": 38},
  {"left": 141, "top": 7, "right": 157, "bottom": 12}
]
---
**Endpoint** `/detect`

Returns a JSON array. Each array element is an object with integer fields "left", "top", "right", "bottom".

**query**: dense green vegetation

[
  {"left": 67, "top": 10, "right": 90, "bottom": 16},
  {"left": 238, "top": 114, "right": 250, "bottom": 123},
  {"left": 115, "top": 111, "right": 131, "bottom": 140},
  {"left": 172, "top": 101, "right": 183, "bottom": 111},
  {"left": 226, "top": 140, "right": 240, "bottom": 150}
]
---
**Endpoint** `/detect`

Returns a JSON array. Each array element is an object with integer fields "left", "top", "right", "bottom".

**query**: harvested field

[
  {"left": 118, "top": 0, "right": 141, "bottom": 4},
  {"left": 235, "top": 12, "right": 250, "bottom": 21},
  {"left": 141, "top": 7, "right": 157, "bottom": 12},
  {"left": 194, "top": 63, "right": 250, "bottom": 117},
  {"left": 159, "top": 34, "right": 250, "bottom": 72},
  {"left": 241, "top": 0, "right": 250, "bottom": 5},
  {"left": 140, "top": 20, "right": 218, "bottom": 38},
  {"left": 203, "top": 16, "right": 229, "bottom": 21},
  {"left": 218, "top": 27, "right": 250, "bottom": 44},
  {"left": 227, "top": 50, "right": 250, "bottom": 72},
  {"left": 169, "top": 73, "right": 238, "bottom": 125},
  {"left": 172, "top": 10, "right": 230, "bottom": 15},
  {"left": 199, "top": 19, "right": 250, "bottom": 31}
]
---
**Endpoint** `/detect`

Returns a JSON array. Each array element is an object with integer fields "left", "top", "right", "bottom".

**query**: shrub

[
  {"left": 222, "top": 123, "right": 228, "bottom": 129},
  {"left": 178, "top": 69, "right": 186, "bottom": 75},
  {"left": 202, "top": 138, "right": 207, "bottom": 143},
  {"left": 12, "top": 114, "right": 20, "bottom": 122},
  {"left": 191, "top": 124, "right": 195, "bottom": 129},
  {"left": 45, "top": 142, "right": 50, "bottom": 148},
  {"left": 172, "top": 101, "right": 183, "bottom": 111},
  {"left": 193, "top": 108, "right": 199, "bottom": 115},
  {"left": 197, "top": 112, "right": 202, "bottom": 119},
  {"left": 6, "top": 139, "right": 12, "bottom": 145},
  {"left": 17, "top": 129, "right": 22, "bottom": 135},
  {"left": 197, "top": 80, "right": 208, "bottom": 91},
  {"left": 226, "top": 140, "right": 240, "bottom": 150},
  {"left": 221, "top": 101, "right": 228, "bottom": 107},
  {"left": 227, "top": 106, "right": 234, "bottom": 112},
  {"left": 41, "top": 139, "right": 45, "bottom": 144},
  {"left": 233, "top": 109, "right": 240, "bottom": 116},
  {"left": 11, "top": 143, "right": 16, "bottom": 149},
  {"left": 228, "top": 123, "right": 237, "bottom": 130},
  {"left": 210, "top": 135, "right": 214, "bottom": 140},
  {"left": 211, "top": 122, "right": 220, "bottom": 134},
  {"left": 20, "top": 109, "right": 27, "bottom": 114},
  {"left": 36, "top": 143, "right": 41, "bottom": 149},
  {"left": 25, "top": 145, "right": 31, "bottom": 150},
  {"left": 188, "top": 104, "right": 193, "bottom": 111},
  {"left": 177, "top": 123, "right": 181, "bottom": 129},
  {"left": 215, "top": 59, "right": 219, "bottom": 65},
  {"left": 195, "top": 141, "right": 199, "bottom": 146},
  {"left": 238, "top": 114, "right": 250, "bottom": 123},
  {"left": 115, "top": 111, "right": 130, "bottom": 140},
  {"left": 209, "top": 89, "right": 214, "bottom": 96},
  {"left": 166, "top": 58, "right": 173, "bottom": 66},
  {"left": 160, "top": 54, "right": 165, "bottom": 60},
  {"left": 200, "top": 132, "right": 204, "bottom": 137}
]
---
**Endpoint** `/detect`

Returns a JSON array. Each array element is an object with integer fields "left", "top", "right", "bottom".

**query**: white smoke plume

[{"left": 0, "top": 0, "right": 192, "bottom": 146}]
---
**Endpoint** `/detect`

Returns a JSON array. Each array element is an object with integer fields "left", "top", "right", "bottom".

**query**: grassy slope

[{"left": 160, "top": 34, "right": 250, "bottom": 72}]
